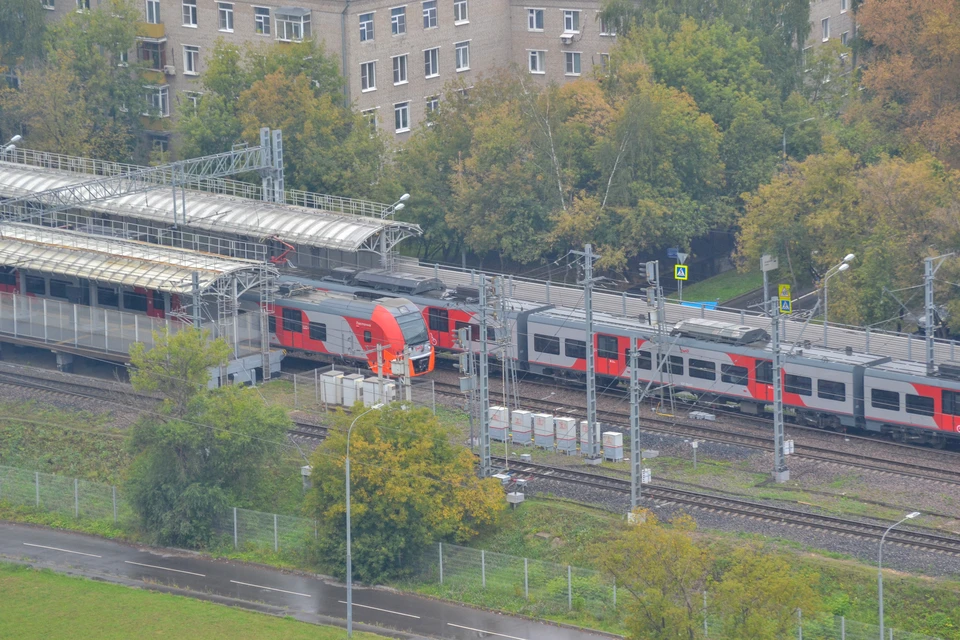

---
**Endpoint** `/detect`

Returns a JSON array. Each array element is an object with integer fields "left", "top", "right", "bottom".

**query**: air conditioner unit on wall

[
  {"left": 560, "top": 33, "right": 573, "bottom": 44},
  {"left": 163, "top": 65, "right": 176, "bottom": 75}
]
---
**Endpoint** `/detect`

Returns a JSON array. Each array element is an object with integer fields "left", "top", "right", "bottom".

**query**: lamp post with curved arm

[
  {"left": 1, "top": 134, "right": 22, "bottom": 160},
  {"left": 878, "top": 511, "right": 920, "bottom": 639},
  {"left": 379, "top": 193, "right": 410, "bottom": 270},
  {"left": 822, "top": 253, "right": 855, "bottom": 347},
  {"left": 346, "top": 403, "right": 383, "bottom": 638}
]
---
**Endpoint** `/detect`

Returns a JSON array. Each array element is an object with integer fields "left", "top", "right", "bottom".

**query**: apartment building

[
  {"left": 41, "top": 0, "right": 614, "bottom": 142},
  {"left": 805, "top": 0, "right": 855, "bottom": 52}
]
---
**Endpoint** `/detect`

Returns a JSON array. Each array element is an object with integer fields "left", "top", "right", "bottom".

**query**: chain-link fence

[
  {"left": 416, "top": 542, "right": 618, "bottom": 620},
  {"left": 802, "top": 615, "right": 943, "bottom": 640},
  {"left": 0, "top": 465, "right": 132, "bottom": 525},
  {"left": 214, "top": 507, "right": 317, "bottom": 554}
]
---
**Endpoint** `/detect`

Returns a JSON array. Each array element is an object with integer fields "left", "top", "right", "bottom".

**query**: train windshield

[{"left": 397, "top": 312, "right": 429, "bottom": 346}]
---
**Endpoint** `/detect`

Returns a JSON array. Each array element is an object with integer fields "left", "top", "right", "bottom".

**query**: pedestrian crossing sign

[
  {"left": 779, "top": 298, "right": 792, "bottom": 314},
  {"left": 674, "top": 265, "right": 688, "bottom": 281},
  {"left": 778, "top": 284, "right": 791, "bottom": 300}
]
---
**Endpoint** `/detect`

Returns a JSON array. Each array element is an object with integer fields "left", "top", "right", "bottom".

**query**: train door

[
  {"left": 147, "top": 290, "right": 165, "bottom": 318},
  {"left": 280, "top": 307, "right": 306, "bottom": 349},
  {"left": 596, "top": 333, "right": 622, "bottom": 376},
  {"left": 754, "top": 358, "right": 774, "bottom": 402}
]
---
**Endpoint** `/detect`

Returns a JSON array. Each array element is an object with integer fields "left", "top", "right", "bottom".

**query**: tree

[
  {"left": 597, "top": 512, "right": 709, "bottom": 640},
  {"left": 307, "top": 405, "right": 504, "bottom": 582},
  {"left": 129, "top": 328, "right": 231, "bottom": 417},
  {"left": 0, "top": 0, "right": 45, "bottom": 71}
]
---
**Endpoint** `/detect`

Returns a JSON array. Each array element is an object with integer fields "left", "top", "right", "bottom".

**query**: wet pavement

[{"left": 0, "top": 522, "right": 615, "bottom": 640}]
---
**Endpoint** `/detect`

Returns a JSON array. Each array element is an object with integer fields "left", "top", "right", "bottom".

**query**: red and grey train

[{"left": 281, "top": 269, "right": 960, "bottom": 446}]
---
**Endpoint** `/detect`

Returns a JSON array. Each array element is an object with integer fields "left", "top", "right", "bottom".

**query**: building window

[
  {"left": 425, "top": 95, "right": 439, "bottom": 114},
  {"left": 821, "top": 17, "right": 829, "bottom": 41},
  {"left": 391, "top": 6, "right": 406, "bottom": 35},
  {"left": 143, "top": 85, "right": 170, "bottom": 117},
  {"left": 424, "top": 47, "right": 439, "bottom": 77},
  {"left": 840, "top": 0, "right": 848, "bottom": 12},
  {"left": 183, "top": 45, "right": 199, "bottom": 75},
  {"left": 361, "top": 108, "right": 379, "bottom": 130},
  {"left": 422, "top": 0, "right": 437, "bottom": 28},
  {"left": 395, "top": 102, "right": 410, "bottom": 132},
  {"left": 599, "top": 16, "right": 616, "bottom": 36},
  {"left": 146, "top": 0, "right": 161, "bottom": 24},
  {"left": 360, "top": 61, "right": 376, "bottom": 91},
  {"left": 599, "top": 53, "right": 610, "bottom": 73},
  {"left": 564, "top": 51, "right": 581, "bottom": 75},
  {"left": 393, "top": 54, "right": 408, "bottom": 84},
  {"left": 77, "top": 0, "right": 90, "bottom": 10},
  {"left": 137, "top": 40, "right": 167, "bottom": 70},
  {"left": 182, "top": 0, "right": 196, "bottom": 26},
  {"left": 527, "top": 8, "right": 543, "bottom": 31},
  {"left": 183, "top": 90, "right": 202, "bottom": 111},
  {"left": 455, "top": 41, "right": 470, "bottom": 71},
  {"left": 42, "top": 0, "right": 55, "bottom": 10},
  {"left": 255, "top": 7, "right": 271, "bottom": 35},
  {"left": 118, "top": 50, "right": 129, "bottom": 66},
  {"left": 533, "top": 334, "right": 560, "bottom": 356},
  {"left": 218, "top": 2, "right": 233, "bottom": 31},
  {"left": 563, "top": 9, "right": 580, "bottom": 33},
  {"left": 359, "top": 12, "right": 374, "bottom": 41},
  {"left": 454, "top": 0, "right": 468, "bottom": 24},
  {"left": 841, "top": 31, "right": 849, "bottom": 46},
  {"left": 276, "top": 11, "right": 310, "bottom": 41},
  {"left": 528, "top": 50, "right": 545, "bottom": 74}
]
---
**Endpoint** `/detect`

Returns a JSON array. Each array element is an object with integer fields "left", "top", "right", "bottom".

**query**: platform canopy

[
  {"left": 0, "top": 223, "right": 272, "bottom": 295},
  {"left": 0, "top": 161, "right": 421, "bottom": 253}
]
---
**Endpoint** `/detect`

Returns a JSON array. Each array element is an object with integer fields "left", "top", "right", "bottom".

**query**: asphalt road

[{"left": 0, "top": 522, "right": 615, "bottom": 640}]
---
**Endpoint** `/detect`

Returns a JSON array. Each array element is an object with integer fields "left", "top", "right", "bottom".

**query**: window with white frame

[
  {"left": 182, "top": 0, "right": 197, "bottom": 26},
  {"left": 393, "top": 54, "right": 408, "bottom": 84},
  {"left": 137, "top": 39, "right": 167, "bottom": 69},
  {"left": 218, "top": 2, "right": 234, "bottom": 31},
  {"left": 361, "top": 108, "right": 379, "bottom": 130},
  {"left": 841, "top": 31, "right": 849, "bottom": 46},
  {"left": 563, "top": 10, "right": 579, "bottom": 32},
  {"left": 255, "top": 7, "right": 271, "bottom": 35},
  {"left": 821, "top": 17, "right": 829, "bottom": 41},
  {"left": 422, "top": 0, "right": 437, "bottom": 28},
  {"left": 840, "top": 0, "right": 848, "bottom": 12},
  {"left": 455, "top": 41, "right": 470, "bottom": 71},
  {"left": 42, "top": 0, "right": 54, "bottom": 10},
  {"left": 361, "top": 61, "right": 376, "bottom": 91},
  {"left": 118, "top": 50, "right": 129, "bottom": 66},
  {"left": 599, "top": 15, "right": 616, "bottom": 36},
  {"left": 454, "top": 0, "right": 468, "bottom": 24},
  {"left": 802, "top": 45, "right": 812, "bottom": 72},
  {"left": 599, "top": 53, "right": 609, "bottom": 73},
  {"left": 391, "top": 6, "right": 406, "bottom": 34},
  {"left": 528, "top": 50, "right": 545, "bottom": 74},
  {"left": 424, "top": 47, "right": 439, "bottom": 77},
  {"left": 360, "top": 12, "right": 374, "bottom": 41},
  {"left": 426, "top": 95, "right": 439, "bottom": 113},
  {"left": 395, "top": 102, "right": 410, "bottom": 132},
  {"left": 143, "top": 85, "right": 170, "bottom": 117},
  {"left": 276, "top": 10, "right": 310, "bottom": 41},
  {"left": 564, "top": 51, "right": 581, "bottom": 75},
  {"left": 146, "top": 0, "right": 160, "bottom": 24},
  {"left": 527, "top": 8, "right": 543, "bottom": 31},
  {"left": 77, "top": 0, "right": 90, "bottom": 10},
  {"left": 183, "top": 45, "right": 199, "bottom": 74},
  {"left": 183, "top": 90, "right": 202, "bottom": 111}
]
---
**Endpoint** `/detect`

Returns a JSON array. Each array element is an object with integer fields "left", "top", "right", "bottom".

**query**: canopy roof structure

[
  {"left": 0, "top": 223, "right": 271, "bottom": 295},
  {"left": 0, "top": 161, "right": 421, "bottom": 254}
]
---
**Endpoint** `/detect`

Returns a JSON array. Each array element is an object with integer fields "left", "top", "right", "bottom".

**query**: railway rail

[{"left": 497, "top": 457, "right": 960, "bottom": 555}]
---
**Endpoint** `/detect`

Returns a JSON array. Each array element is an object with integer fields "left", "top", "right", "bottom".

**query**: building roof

[
  {"left": 0, "top": 223, "right": 268, "bottom": 294},
  {"left": 0, "top": 161, "right": 421, "bottom": 253}
]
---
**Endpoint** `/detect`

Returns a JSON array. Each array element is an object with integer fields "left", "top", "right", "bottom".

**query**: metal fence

[
  {"left": 418, "top": 542, "right": 618, "bottom": 619},
  {"left": 802, "top": 615, "right": 943, "bottom": 640},
  {"left": 216, "top": 507, "right": 317, "bottom": 554},
  {"left": 0, "top": 465, "right": 131, "bottom": 525}
]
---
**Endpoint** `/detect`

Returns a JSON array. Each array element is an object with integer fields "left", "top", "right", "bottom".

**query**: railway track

[
  {"left": 0, "top": 368, "right": 158, "bottom": 405},
  {"left": 497, "top": 457, "right": 960, "bottom": 555},
  {"left": 434, "top": 381, "right": 960, "bottom": 486}
]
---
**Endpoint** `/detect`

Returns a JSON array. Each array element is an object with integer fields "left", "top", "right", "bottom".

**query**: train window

[
  {"left": 123, "top": 291, "right": 149, "bottom": 312},
  {"left": 268, "top": 315, "right": 277, "bottom": 334},
  {"left": 428, "top": 307, "right": 449, "bottom": 332},
  {"left": 657, "top": 354, "right": 684, "bottom": 376},
  {"left": 97, "top": 287, "right": 119, "bottom": 308},
  {"left": 721, "top": 364, "right": 749, "bottom": 385},
  {"left": 455, "top": 321, "right": 480, "bottom": 341},
  {"left": 0, "top": 267, "right": 15, "bottom": 286},
  {"left": 281, "top": 307, "right": 302, "bottom": 333},
  {"left": 364, "top": 330, "right": 372, "bottom": 343},
  {"left": 487, "top": 326, "right": 497, "bottom": 341},
  {"left": 625, "top": 348, "right": 653, "bottom": 370},
  {"left": 943, "top": 390, "right": 960, "bottom": 416},
  {"left": 49, "top": 280, "right": 70, "bottom": 300},
  {"left": 598, "top": 335, "right": 619, "bottom": 360},
  {"left": 817, "top": 379, "right": 846, "bottom": 402},
  {"left": 565, "top": 338, "right": 586, "bottom": 359},
  {"left": 871, "top": 388, "right": 900, "bottom": 411},
  {"left": 755, "top": 360, "right": 773, "bottom": 385},
  {"left": 533, "top": 334, "right": 560, "bottom": 355},
  {"left": 689, "top": 359, "right": 716, "bottom": 381},
  {"left": 905, "top": 393, "right": 934, "bottom": 417},
  {"left": 25, "top": 275, "right": 45, "bottom": 295},
  {"left": 309, "top": 322, "right": 327, "bottom": 341},
  {"left": 785, "top": 374, "right": 812, "bottom": 396}
]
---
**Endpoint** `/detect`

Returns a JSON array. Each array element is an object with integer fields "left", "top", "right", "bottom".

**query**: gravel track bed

[{"left": 524, "top": 477, "right": 960, "bottom": 578}]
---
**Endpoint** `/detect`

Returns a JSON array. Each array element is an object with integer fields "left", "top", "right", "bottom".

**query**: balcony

[{"left": 138, "top": 21, "right": 165, "bottom": 39}]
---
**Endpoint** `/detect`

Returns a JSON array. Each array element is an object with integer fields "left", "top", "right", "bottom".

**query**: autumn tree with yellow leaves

[{"left": 307, "top": 405, "right": 505, "bottom": 582}]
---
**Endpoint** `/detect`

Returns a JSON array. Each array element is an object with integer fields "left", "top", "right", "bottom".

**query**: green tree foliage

[
  {"left": 307, "top": 405, "right": 504, "bottom": 582},
  {"left": 0, "top": 0, "right": 144, "bottom": 161},
  {"left": 125, "top": 328, "right": 290, "bottom": 547},
  {"left": 0, "top": 0, "right": 45, "bottom": 71},
  {"left": 177, "top": 39, "right": 387, "bottom": 197}
]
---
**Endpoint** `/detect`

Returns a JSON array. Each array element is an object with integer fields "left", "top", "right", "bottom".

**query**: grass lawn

[
  {"left": 669, "top": 268, "right": 763, "bottom": 303},
  {"left": 0, "top": 562, "right": 383, "bottom": 640}
]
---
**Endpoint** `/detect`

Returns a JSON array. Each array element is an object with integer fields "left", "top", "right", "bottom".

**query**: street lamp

[
  {"left": 878, "top": 511, "right": 920, "bottom": 639},
  {"left": 782, "top": 118, "right": 815, "bottom": 166},
  {"left": 379, "top": 193, "right": 410, "bottom": 271},
  {"left": 346, "top": 403, "right": 384, "bottom": 638},
  {"left": 822, "top": 253, "right": 855, "bottom": 346},
  {"left": 1, "top": 134, "right": 22, "bottom": 160},
  {"left": 380, "top": 193, "right": 410, "bottom": 219}
]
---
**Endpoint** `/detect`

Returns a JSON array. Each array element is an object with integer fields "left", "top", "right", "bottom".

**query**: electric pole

[
  {"left": 572, "top": 244, "right": 602, "bottom": 464},
  {"left": 629, "top": 345, "right": 641, "bottom": 508},
  {"left": 762, "top": 255, "right": 789, "bottom": 483},
  {"left": 924, "top": 254, "right": 955, "bottom": 376},
  {"left": 479, "top": 274, "right": 491, "bottom": 478}
]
